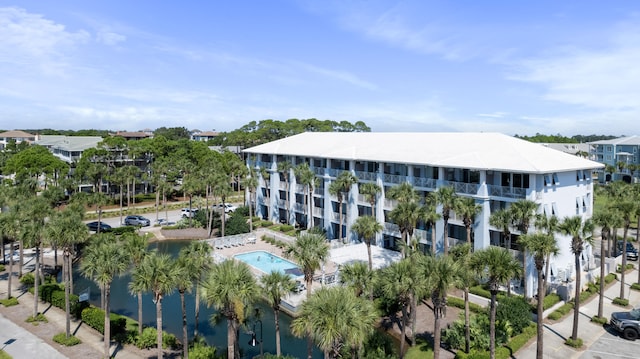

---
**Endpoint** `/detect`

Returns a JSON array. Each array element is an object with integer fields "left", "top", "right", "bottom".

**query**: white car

[
  {"left": 217, "top": 203, "right": 237, "bottom": 213},
  {"left": 181, "top": 208, "right": 198, "bottom": 218}
]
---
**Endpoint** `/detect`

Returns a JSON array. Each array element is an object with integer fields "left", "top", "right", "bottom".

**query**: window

[
  {"left": 607, "top": 146, "right": 613, "bottom": 152},
  {"left": 551, "top": 202, "right": 558, "bottom": 216},
  {"left": 544, "top": 174, "right": 551, "bottom": 186},
  {"left": 576, "top": 170, "right": 581, "bottom": 181},
  {"left": 552, "top": 173, "right": 559, "bottom": 185}
]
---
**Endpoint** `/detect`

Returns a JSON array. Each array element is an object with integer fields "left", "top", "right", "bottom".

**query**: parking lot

[{"left": 581, "top": 324, "right": 640, "bottom": 359}]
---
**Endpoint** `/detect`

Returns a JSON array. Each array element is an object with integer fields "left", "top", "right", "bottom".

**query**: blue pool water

[{"left": 235, "top": 250, "right": 302, "bottom": 275}]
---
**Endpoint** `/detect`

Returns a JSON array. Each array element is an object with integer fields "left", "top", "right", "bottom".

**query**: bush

[
  {"left": 26, "top": 313, "right": 48, "bottom": 324},
  {"left": 447, "top": 296, "right": 484, "bottom": 313},
  {"left": 542, "top": 293, "right": 561, "bottom": 310},
  {"left": 591, "top": 316, "right": 608, "bottom": 324},
  {"left": 616, "top": 263, "right": 635, "bottom": 273},
  {"left": 0, "top": 297, "right": 19, "bottom": 307},
  {"left": 261, "top": 221, "right": 274, "bottom": 227},
  {"left": 565, "top": 337, "right": 583, "bottom": 348},
  {"left": 235, "top": 206, "right": 250, "bottom": 217},
  {"left": 53, "top": 333, "right": 81, "bottom": 346},
  {"left": 631, "top": 283, "right": 640, "bottom": 291},
  {"left": 225, "top": 211, "right": 250, "bottom": 235},
  {"left": 454, "top": 324, "right": 537, "bottom": 359},
  {"left": 497, "top": 296, "right": 531, "bottom": 335},
  {"left": 38, "top": 283, "right": 85, "bottom": 318},
  {"left": 0, "top": 264, "right": 5, "bottom": 272},
  {"left": 20, "top": 273, "right": 35, "bottom": 286},
  {"left": 81, "top": 307, "right": 127, "bottom": 337},
  {"left": 279, "top": 224, "right": 294, "bottom": 232},
  {"left": 136, "top": 327, "right": 179, "bottom": 350},
  {"left": 612, "top": 297, "right": 629, "bottom": 307}
]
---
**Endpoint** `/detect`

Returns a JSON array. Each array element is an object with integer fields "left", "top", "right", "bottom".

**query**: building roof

[
  {"left": 36, "top": 135, "right": 103, "bottom": 151},
  {"left": 0, "top": 130, "right": 36, "bottom": 138},
  {"left": 115, "top": 131, "right": 151, "bottom": 138},
  {"left": 590, "top": 136, "right": 640, "bottom": 146},
  {"left": 193, "top": 131, "right": 219, "bottom": 137},
  {"left": 244, "top": 132, "right": 604, "bottom": 173}
]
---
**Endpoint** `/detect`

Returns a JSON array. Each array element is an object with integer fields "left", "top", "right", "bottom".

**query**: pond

[{"left": 73, "top": 240, "right": 322, "bottom": 358}]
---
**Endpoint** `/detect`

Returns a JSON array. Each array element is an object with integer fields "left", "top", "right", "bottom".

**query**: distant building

[
  {"left": 590, "top": 136, "right": 640, "bottom": 182},
  {"left": 35, "top": 135, "right": 103, "bottom": 163},
  {"left": 0, "top": 130, "right": 37, "bottom": 150},
  {"left": 115, "top": 131, "right": 152, "bottom": 141},
  {"left": 539, "top": 143, "right": 594, "bottom": 159},
  {"left": 245, "top": 132, "right": 604, "bottom": 298},
  {"left": 191, "top": 131, "right": 219, "bottom": 142}
]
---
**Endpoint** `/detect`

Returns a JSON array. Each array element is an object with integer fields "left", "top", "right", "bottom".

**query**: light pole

[{"left": 248, "top": 310, "right": 263, "bottom": 358}]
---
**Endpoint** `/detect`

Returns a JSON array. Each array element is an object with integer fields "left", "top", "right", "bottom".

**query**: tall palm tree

[
  {"left": 200, "top": 260, "right": 259, "bottom": 359},
  {"left": 614, "top": 199, "right": 635, "bottom": 300},
  {"left": 387, "top": 182, "right": 418, "bottom": 204},
  {"left": 284, "top": 232, "right": 329, "bottom": 300},
  {"left": 359, "top": 182, "right": 381, "bottom": 216},
  {"left": 535, "top": 213, "right": 560, "bottom": 289},
  {"left": 519, "top": 232, "right": 559, "bottom": 359},
  {"left": 351, "top": 215, "right": 384, "bottom": 271},
  {"left": 424, "top": 198, "right": 441, "bottom": 255},
  {"left": 130, "top": 251, "right": 182, "bottom": 359},
  {"left": 45, "top": 206, "right": 88, "bottom": 339},
  {"left": 511, "top": 199, "right": 539, "bottom": 299},
  {"left": 291, "top": 286, "right": 377, "bottom": 359},
  {"left": 593, "top": 210, "right": 621, "bottom": 318},
  {"left": 423, "top": 255, "right": 460, "bottom": 359},
  {"left": 450, "top": 243, "right": 474, "bottom": 354},
  {"left": 390, "top": 201, "right": 427, "bottom": 257},
  {"left": 455, "top": 197, "right": 482, "bottom": 247},
  {"left": 470, "top": 247, "right": 522, "bottom": 359},
  {"left": 261, "top": 271, "right": 296, "bottom": 357},
  {"left": 558, "top": 215, "right": 594, "bottom": 341},
  {"left": 338, "top": 261, "right": 372, "bottom": 298},
  {"left": 0, "top": 211, "right": 20, "bottom": 300},
  {"left": 328, "top": 171, "right": 358, "bottom": 241},
  {"left": 489, "top": 208, "right": 514, "bottom": 251},
  {"left": 379, "top": 258, "right": 421, "bottom": 358},
  {"left": 180, "top": 241, "right": 212, "bottom": 339},
  {"left": 81, "top": 236, "right": 130, "bottom": 358},
  {"left": 277, "top": 161, "right": 293, "bottom": 224},
  {"left": 123, "top": 232, "right": 148, "bottom": 336},
  {"left": 434, "top": 186, "right": 457, "bottom": 255},
  {"left": 243, "top": 168, "right": 259, "bottom": 232},
  {"left": 295, "top": 163, "right": 317, "bottom": 229}
]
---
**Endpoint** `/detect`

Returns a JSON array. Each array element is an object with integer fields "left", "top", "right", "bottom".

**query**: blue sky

[{"left": 1, "top": 1, "right": 638, "bottom": 136}]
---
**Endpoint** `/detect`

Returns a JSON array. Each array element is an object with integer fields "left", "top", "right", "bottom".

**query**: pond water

[{"left": 73, "top": 240, "right": 321, "bottom": 358}]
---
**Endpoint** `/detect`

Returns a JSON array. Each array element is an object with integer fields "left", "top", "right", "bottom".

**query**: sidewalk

[
  {"left": 0, "top": 257, "right": 145, "bottom": 358},
  {"left": 518, "top": 266, "right": 640, "bottom": 359}
]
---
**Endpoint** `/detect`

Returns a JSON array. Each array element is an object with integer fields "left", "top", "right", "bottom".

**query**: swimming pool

[{"left": 234, "top": 251, "right": 303, "bottom": 276}]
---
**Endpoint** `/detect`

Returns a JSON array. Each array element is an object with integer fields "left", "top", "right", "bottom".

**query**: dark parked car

[
  {"left": 124, "top": 215, "right": 151, "bottom": 226},
  {"left": 86, "top": 221, "right": 112, "bottom": 232},
  {"left": 618, "top": 241, "right": 639, "bottom": 261},
  {"left": 610, "top": 307, "right": 640, "bottom": 340}
]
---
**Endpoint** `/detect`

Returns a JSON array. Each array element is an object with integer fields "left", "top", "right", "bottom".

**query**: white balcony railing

[
  {"left": 355, "top": 171, "right": 377, "bottom": 181},
  {"left": 487, "top": 185, "right": 526, "bottom": 199}
]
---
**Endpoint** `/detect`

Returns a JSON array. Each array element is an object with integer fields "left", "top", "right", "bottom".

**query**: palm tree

[
  {"left": 535, "top": 213, "right": 560, "bottom": 289},
  {"left": 81, "top": 236, "right": 130, "bottom": 358},
  {"left": 328, "top": 171, "right": 358, "bottom": 241},
  {"left": 0, "top": 211, "right": 20, "bottom": 300},
  {"left": 470, "top": 247, "right": 522, "bottom": 359},
  {"left": 180, "top": 241, "right": 212, "bottom": 339},
  {"left": 200, "top": 260, "right": 259, "bottom": 359},
  {"left": 277, "top": 161, "right": 293, "bottom": 224},
  {"left": 123, "top": 232, "right": 148, "bottom": 336},
  {"left": 390, "top": 201, "right": 427, "bottom": 257},
  {"left": 455, "top": 197, "right": 482, "bottom": 247},
  {"left": 338, "top": 261, "right": 372, "bottom": 298},
  {"left": 295, "top": 163, "right": 317, "bottom": 229},
  {"left": 130, "top": 251, "right": 182, "bottom": 359},
  {"left": 387, "top": 182, "right": 418, "bottom": 204},
  {"left": 359, "top": 182, "right": 381, "bottom": 216},
  {"left": 434, "top": 186, "right": 457, "bottom": 255},
  {"left": 423, "top": 255, "right": 460, "bottom": 359},
  {"left": 519, "top": 232, "right": 559, "bottom": 359},
  {"left": 291, "top": 286, "right": 377, "bottom": 359},
  {"left": 424, "top": 198, "right": 441, "bottom": 255},
  {"left": 511, "top": 199, "right": 539, "bottom": 299},
  {"left": 379, "top": 258, "right": 420, "bottom": 358},
  {"left": 261, "top": 271, "right": 296, "bottom": 356},
  {"left": 243, "top": 168, "right": 259, "bottom": 232},
  {"left": 593, "top": 210, "right": 621, "bottom": 318},
  {"left": 614, "top": 199, "right": 635, "bottom": 300},
  {"left": 284, "top": 232, "right": 329, "bottom": 300},
  {"left": 558, "top": 215, "right": 594, "bottom": 341},
  {"left": 450, "top": 243, "right": 474, "bottom": 354},
  {"left": 489, "top": 208, "right": 514, "bottom": 251},
  {"left": 45, "top": 206, "right": 88, "bottom": 339},
  {"left": 351, "top": 215, "right": 384, "bottom": 271}
]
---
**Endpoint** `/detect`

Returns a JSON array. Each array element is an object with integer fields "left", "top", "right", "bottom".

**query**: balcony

[
  {"left": 384, "top": 222, "right": 400, "bottom": 236},
  {"left": 442, "top": 180, "right": 480, "bottom": 195},
  {"left": 413, "top": 177, "right": 437, "bottom": 189},
  {"left": 355, "top": 171, "right": 377, "bottom": 181},
  {"left": 313, "top": 167, "right": 325, "bottom": 176},
  {"left": 383, "top": 173, "right": 406, "bottom": 184},
  {"left": 487, "top": 185, "right": 526, "bottom": 199}
]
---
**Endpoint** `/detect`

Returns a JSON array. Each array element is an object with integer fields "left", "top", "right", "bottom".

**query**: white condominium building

[{"left": 244, "top": 132, "right": 604, "bottom": 297}]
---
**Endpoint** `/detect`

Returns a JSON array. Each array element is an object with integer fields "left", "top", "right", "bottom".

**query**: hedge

[
  {"left": 469, "top": 285, "right": 508, "bottom": 302},
  {"left": 81, "top": 307, "right": 128, "bottom": 338},
  {"left": 38, "top": 283, "right": 86, "bottom": 318},
  {"left": 454, "top": 324, "right": 536, "bottom": 359},
  {"left": 447, "top": 296, "right": 484, "bottom": 313}
]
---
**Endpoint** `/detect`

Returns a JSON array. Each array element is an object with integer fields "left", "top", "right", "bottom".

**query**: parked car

[
  {"left": 86, "top": 221, "right": 112, "bottom": 232},
  {"left": 610, "top": 307, "right": 640, "bottom": 340},
  {"left": 124, "top": 215, "right": 150, "bottom": 226},
  {"left": 617, "top": 241, "right": 639, "bottom": 261},
  {"left": 181, "top": 208, "right": 198, "bottom": 218},
  {"left": 217, "top": 203, "right": 237, "bottom": 213},
  {"left": 155, "top": 218, "right": 175, "bottom": 226}
]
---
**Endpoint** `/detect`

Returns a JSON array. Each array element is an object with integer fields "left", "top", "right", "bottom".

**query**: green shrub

[
  {"left": 225, "top": 212, "right": 250, "bottom": 235},
  {"left": 0, "top": 297, "right": 19, "bottom": 307},
  {"left": 0, "top": 349, "right": 11, "bottom": 359},
  {"left": 454, "top": 324, "right": 536, "bottom": 359},
  {"left": 81, "top": 307, "right": 127, "bottom": 337},
  {"left": 262, "top": 354, "right": 297, "bottom": 359},
  {"left": 591, "top": 316, "right": 608, "bottom": 324},
  {"left": 565, "top": 337, "right": 583, "bottom": 348},
  {"left": 616, "top": 263, "right": 635, "bottom": 273},
  {"left": 469, "top": 284, "right": 507, "bottom": 302},
  {"left": 136, "top": 327, "right": 179, "bottom": 349},
  {"left": 548, "top": 302, "right": 574, "bottom": 321},
  {"left": 280, "top": 224, "right": 294, "bottom": 232},
  {"left": 53, "top": 333, "right": 81, "bottom": 346},
  {"left": 20, "top": 273, "right": 35, "bottom": 286},
  {"left": 261, "top": 221, "right": 274, "bottom": 227},
  {"left": 612, "top": 297, "right": 629, "bottom": 307},
  {"left": 631, "top": 283, "right": 640, "bottom": 291},
  {"left": 605, "top": 273, "right": 617, "bottom": 283},
  {"left": 547, "top": 311, "right": 562, "bottom": 321},
  {"left": 189, "top": 341, "right": 219, "bottom": 359},
  {"left": 38, "top": 283, "right": 85, "bottom": 318},
  {"left": 26, "top": 313, "right": 48, "bottom": 324},
  {"left": 542, "top": 293, "right": 561, "bottom": 310},
  {"left": 447, "top": 296, "right": 484, "bottom": 313},
  {"left": 404, "top": 337, "right": 433, "bottom": 359},
  {"left": 496, "top": 296, "right": 531, "bottom": 335},
  {"left": 0, "top": 264, "right": 5, "bottom": 272}
]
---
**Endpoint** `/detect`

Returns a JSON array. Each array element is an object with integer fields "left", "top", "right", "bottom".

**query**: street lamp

[{"left": 248, "top": 310, "right": 263, "bottom": 358}]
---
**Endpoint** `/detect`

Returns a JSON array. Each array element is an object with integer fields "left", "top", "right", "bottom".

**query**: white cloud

[{"left": 97, "top": 30, "right": 126, "bottom": 46}]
